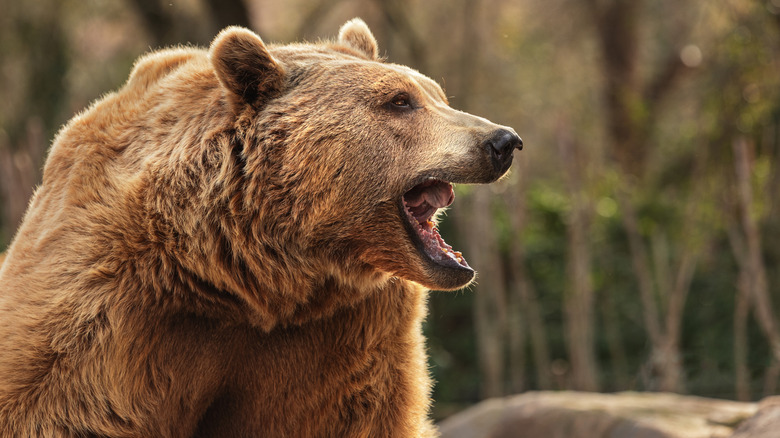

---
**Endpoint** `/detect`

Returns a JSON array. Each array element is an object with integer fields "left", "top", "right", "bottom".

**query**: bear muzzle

[{"left": 394, "top": 126, "right": 523, "bottom": 290}]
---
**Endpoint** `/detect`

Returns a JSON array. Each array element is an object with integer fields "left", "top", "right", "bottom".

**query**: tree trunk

[
  {"left": 728, "top": 218, "right": 751, "bottom": 401},
  {"left": 203, "top": 0, "right": 251, "bottom": 31},
  {"left": 464, "top": 187, "right": 508, "bottom": 398},
  {"left": 510, "top": 249, "right": 553, "bottom": 390},
  {"left": 618, "top": 186, "right": 691, "bottom": 393},
  {"left": 764, "top": 362, "right": 780, "bottom": 396},
  {"left": 616, "top": 187, "right": 662, "bottom": 336},
  {"left": 374, "top": 0, "right": 430, "bottom": 74},
  {"left": 506, "top": 275, "right": 527, "bottom": 393},
  {"left": 558, "top": 121, "right": 600, "bottom": 391},
  {"left": 505, "top": 160, "right": 553, "bottom": 391},
  {"left": 585, "top": 0, "right": 696, "bottom": 393},
  {"left": 127, "top": 0, "right": 246, "bottom": 47},
  {"left": 660, "top": 248, "right": 696, "bottom": 392},
  {"left": 296, "top": 0, "right": 345, "bottom": 40},
  {"left": 732, "top": 136, "right": 780, "bottom": 394},
  {"left": 127, "top": 0, "right": 179, "bottom": 46},
  {"left": 734, "top": 279, "right": 751, "bottom": 401},
  {"left": 602, "top": 289, "right": 630, "bottom": 390}
]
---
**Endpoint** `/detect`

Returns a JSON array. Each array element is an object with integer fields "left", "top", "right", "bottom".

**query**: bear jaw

[{"left": 397, "top": 178, "right": 475, "bottom": 290}]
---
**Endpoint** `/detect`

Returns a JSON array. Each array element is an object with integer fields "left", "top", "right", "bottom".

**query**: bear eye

[{"left": 389, "top": 93, "right": 412, "bottom": 109}]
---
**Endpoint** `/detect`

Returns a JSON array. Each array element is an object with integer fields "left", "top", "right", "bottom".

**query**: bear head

[{"left": 207, "top": 19, "right": 521, "bottom": 295}]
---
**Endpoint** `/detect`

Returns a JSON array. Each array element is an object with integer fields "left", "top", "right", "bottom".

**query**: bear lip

[{"left": 400, "top": 178, "right": 471, "bottom": 270}]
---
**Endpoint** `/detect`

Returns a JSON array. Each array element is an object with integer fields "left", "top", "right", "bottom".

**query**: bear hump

[{"left": 126, "top": 47, "right": 200, "bottom": 91}]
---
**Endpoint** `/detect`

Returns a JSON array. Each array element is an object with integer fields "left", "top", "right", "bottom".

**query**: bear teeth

[{"left": 402, "top": 198, "right": 467, "bottom": 268}]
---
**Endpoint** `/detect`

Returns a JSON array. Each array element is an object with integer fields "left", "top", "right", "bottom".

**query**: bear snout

[{"left": 485, "top": 128, "right": 523, "bottom": 175}]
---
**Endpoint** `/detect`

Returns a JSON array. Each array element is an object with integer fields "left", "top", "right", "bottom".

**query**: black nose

[
  {"left": 486, "top": 129, "right": 523, "bottom": 171},
  {"left": 489, "top": 129, "right": 523, "bottom": 155}
]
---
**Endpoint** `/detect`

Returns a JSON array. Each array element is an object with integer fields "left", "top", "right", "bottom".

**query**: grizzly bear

[{"left": 0, "top": 19, "right": 521, "bottom": 437}]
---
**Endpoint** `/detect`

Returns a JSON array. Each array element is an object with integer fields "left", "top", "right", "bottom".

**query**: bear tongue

[
  {"left": 404, "top": 181, "right": 454, "bottom": 209},
  {"left": 425, "top": 184, "right": 454, "bottom": 208}
]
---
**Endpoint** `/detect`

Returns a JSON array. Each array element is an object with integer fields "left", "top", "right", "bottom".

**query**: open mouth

[{"left": 400, "top": 178, "right": 470, "bottom": 269}]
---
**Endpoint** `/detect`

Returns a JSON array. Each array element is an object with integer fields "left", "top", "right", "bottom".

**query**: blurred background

[{"left": 1, "top": 0, "right": 780, "bottom": 421}]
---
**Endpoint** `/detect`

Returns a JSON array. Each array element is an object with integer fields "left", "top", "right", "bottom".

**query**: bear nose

[
  {"left": 486, "top": 129, "right": 523, "bottom": 170},
  {"left": 488, "top": 129, "right": 523, "bottom": 155}
]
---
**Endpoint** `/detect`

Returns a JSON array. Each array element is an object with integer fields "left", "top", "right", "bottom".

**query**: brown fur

[{"left": 0, "top": 19, "right": 518, "bottom": 437}]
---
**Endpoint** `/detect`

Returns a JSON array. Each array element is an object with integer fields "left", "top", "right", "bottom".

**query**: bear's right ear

[{"left": 210, "top": 26, "right": 284, "bottom": 109}]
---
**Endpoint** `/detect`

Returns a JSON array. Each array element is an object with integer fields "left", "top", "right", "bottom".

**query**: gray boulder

[{"left": 438, "top": 391, "right": 758, "bottom": 438}]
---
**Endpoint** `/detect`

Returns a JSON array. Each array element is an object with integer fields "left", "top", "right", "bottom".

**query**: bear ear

[
  {"left": 338, "top": 18, "right": 379, "bottom": 60},
  {"left": 210, "top": 26, "right": 285, "bottom": 109}
]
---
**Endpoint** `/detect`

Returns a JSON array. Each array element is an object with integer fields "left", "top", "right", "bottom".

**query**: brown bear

[{"left": 0, "top": 19, "right": 521, "bottom": 437}]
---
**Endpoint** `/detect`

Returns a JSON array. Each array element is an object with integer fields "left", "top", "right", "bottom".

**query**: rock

[
  {"left": 729, "top": 396, "right": 780, "bottom": 438},
  {"left": 437, "top": 391, "right": 758, "bottom": 438}
]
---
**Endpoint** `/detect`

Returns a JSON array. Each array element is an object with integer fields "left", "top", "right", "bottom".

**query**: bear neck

[{"left": 131, "top": 137, "right": 401, "bottom": 330}]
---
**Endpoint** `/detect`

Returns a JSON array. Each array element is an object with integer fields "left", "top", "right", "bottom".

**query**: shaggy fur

[{"left": 0, "top": 19, "right": 519, "bottom": 437}]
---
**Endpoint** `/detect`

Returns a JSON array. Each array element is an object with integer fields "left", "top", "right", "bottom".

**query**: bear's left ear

[
  {"left": 210, "top": 26, "right": 285, "bottom": 109},
  {"left": 338, "top": 18, "right": 379, "bottom": 60}
]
